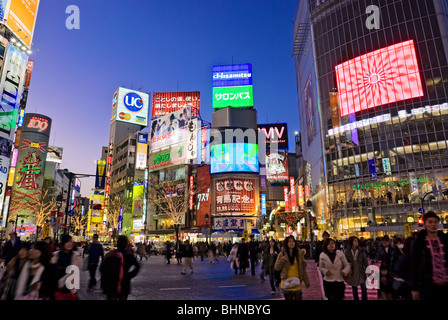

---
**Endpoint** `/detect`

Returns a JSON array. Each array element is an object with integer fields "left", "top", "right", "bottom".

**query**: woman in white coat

[{"left": 319, "top": 237, "right": 351, "bottom": 300}]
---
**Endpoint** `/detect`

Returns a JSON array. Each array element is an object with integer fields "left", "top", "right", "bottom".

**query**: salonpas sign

[
  {"left": 212, "top": 85, "right": 253, "bottom": 109},
  {"left": 352, "top": 176, "right": 429, "bottom": 190}
]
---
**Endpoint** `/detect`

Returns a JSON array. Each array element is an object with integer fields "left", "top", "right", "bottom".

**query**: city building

[{"left": 294, "top": 0, "right": 448, "bottom": 238}]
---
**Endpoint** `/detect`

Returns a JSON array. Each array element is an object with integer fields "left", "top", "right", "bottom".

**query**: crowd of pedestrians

[{"left": 0, "top": 210, "right": 446, "bottom": 300}]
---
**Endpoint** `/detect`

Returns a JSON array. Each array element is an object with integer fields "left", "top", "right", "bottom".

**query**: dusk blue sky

[{"left": 27, "top": 0, "right": 301, "bottom": 197}]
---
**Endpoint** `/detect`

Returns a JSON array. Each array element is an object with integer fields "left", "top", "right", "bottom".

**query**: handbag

[
  {"left": 283, "top": 277, "right": 301, "bottom": 289},
  {"left": 54, "top": 290, "right": 78, "bottom": 300},
  {"left": 82, "top": 255, "right": 89, "bottom": 271}
]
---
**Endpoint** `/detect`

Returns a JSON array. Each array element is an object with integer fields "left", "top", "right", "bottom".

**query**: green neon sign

[{"left": 212, "top": 85, "right": 253, "bottom": 108}]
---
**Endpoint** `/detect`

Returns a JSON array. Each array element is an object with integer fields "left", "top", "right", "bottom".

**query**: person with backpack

[{"left": 100, "top": 235, "right": 140, "bottom": 300}]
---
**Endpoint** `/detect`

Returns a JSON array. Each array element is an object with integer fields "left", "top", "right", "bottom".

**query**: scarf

[{"left": 15, "top": 261, "right": 44, "bottom": 299}]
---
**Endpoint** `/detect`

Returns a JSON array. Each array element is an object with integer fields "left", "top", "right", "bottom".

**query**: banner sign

[
  {"left": 152, "top": 91, "right": 200, "bottom": 118},
  {"left": 136, "top": 132, "right": 148, "bottom": 169},
  {"left": 213, "top": 217, "right": 256, "bottom": 231},
  {"left": 284, "top": 186, "right": 290, "bottom": 212},
  {"left": 212, "top": 85, "right": 253, "bottom": 109},
  {"left": 214, "top": 177, "right": 257, "bottom": 215},
  {"left": 148, "top": 143, "right": 187, "bottom": 170},
  {"left": 95, "top": 160, "right": 106, "bottom": 189}
]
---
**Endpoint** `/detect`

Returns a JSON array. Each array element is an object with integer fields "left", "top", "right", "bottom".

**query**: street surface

[{"left": 77, "top": 254, "right": 325, "bottom": 300}]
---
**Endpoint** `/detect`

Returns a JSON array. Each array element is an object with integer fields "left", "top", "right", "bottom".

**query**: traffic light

[{"left": 418, "top": 216, "right": 424, "bottom": 227}]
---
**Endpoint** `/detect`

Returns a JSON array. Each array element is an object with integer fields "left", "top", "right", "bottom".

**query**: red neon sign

[{"left": 335, "top": 40, "right": 424, "bottom": 116}]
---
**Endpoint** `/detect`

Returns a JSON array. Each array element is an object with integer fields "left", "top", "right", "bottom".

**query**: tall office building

[{"left": 295, "top": 0, "right": 448, "bottom": 237}]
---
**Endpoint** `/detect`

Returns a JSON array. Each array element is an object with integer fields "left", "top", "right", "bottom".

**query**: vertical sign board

[
  {"left": 95, "top": 160, "right": 106, "bottom": 189},
  {"left": 0, "top": 44, "right": 29, "bottom": 142},
  {"left": 189, "top": 176, "right": 194, "bottom": 210},
  {"left": 304, "top": 185, "right": 310, "bottom": 201},
  {"left": 284, "top": 186, "right": 290, "bottom": 212},
  {"left": 261, "top": 193, "right": 266, "bottom": 216},
  {"left": 298, "top": 185, "right": 304, "bottom": 208},
  {"left": 0, "top": 137, "right": 12, "bottom": 221},
  {"left": 186, "top": 118, "right": 198, "bottom": 161},
  {"left": 290, "top": 177, "right": 297, "bottom": 211},
  {"left": 9, "top": 113, "right": 51, "bottom": 222},
  {"left": 136, "top": 132, "right": 148, "bottom": 170}
]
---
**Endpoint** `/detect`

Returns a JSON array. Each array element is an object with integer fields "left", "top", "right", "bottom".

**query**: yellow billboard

[
  {"left": 89, "top": 194, "right": 104, "bottom": 225},
  {"left": 4, "top": 0, "right": 40, "bottom": 48}
]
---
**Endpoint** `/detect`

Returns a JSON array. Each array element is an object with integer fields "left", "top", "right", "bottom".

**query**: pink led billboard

[{"left": 335, "top": 40, "right": 424, "bottom": 117}]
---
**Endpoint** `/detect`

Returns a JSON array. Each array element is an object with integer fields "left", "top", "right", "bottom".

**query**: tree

[
  {"left": 106, "top": 195, "right": 125, "bottom": 243},
  {"left": 71, "top": 210, "right": 88, "bottom": 236},
  {"left": 9, "top": 188, "right": 56, "bottom": 239},
  {"left": 147, "top": 175, "right": 194, "bottom": 246}
]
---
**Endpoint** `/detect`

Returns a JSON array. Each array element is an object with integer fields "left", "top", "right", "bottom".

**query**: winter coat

[
  {"left": 262, "top": 247, "right": 279, "bottom": 275},
  {"left": 319, "top": 250, "right": 351, "bottom": 282},
  {"left": 410, "top": 229, "right": 448, "bottom": 292},
  {"left": 237, "top": 243, "right": 249, "bottom": 268},
  {"left": 274, "top": 248, "right": 310, "bottom": 288},
  {"left": 87, "top": 242, "right": 104, "bottom": 264},
  {"left": 344, "top": 245, "right": 368, "bottom": 286}
]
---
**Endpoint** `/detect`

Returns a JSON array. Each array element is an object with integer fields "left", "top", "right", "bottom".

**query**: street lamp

[
  {"left": 205, "top": 213, "right": 209, "bottom": 244},
  {"left": 55, "top": 194, "right": 63, "bottom": 242}
]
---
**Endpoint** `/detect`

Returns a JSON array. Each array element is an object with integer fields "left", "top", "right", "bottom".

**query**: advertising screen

[
  {"left": 210, "top": 143, "right": 259, "bottom": 174},
  {"left": 149, "top": 106, "right": 191, "bottom": 150},
  {"left": 112, "top": 87, "right": 149, "bottom": 126},
  {"left": 335, "top": 40, "right": 424, "bottom": 116},
  {"left": 212, "top": 85, "right": 253, "bottom": 109},
  {"left": 265, "top": 150, "right": 288, "bottom": 181},
  {"left": 152, "top": 91, "right": 200, "bottom": 118},
  {"left": 136, "top": 132, "right": 148, "bottom": 169},
  {"left": 46, "top": 146, "right": 63, "bottom": 163},
  {"left": 214, "top": 177, "right": 257, "bottom": 215},
  {"left": 212, "top": 64, "right": 252, "bottom": 87},
  {"left": 257, "top": 123, "right": 288, "bottom": 150}
]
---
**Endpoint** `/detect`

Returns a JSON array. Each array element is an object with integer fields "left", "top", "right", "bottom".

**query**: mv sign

[{"left": 257, "top": 123, "right": 288, "bottom": 150}]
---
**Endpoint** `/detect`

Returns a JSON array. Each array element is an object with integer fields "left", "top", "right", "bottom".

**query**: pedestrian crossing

[{"left": 343, "top": 284, "right": 378, "bottom": 300}]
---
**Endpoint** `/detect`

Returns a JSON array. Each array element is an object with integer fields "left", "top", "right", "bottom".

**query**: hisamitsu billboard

[{"left": 212, "top": 64, "right": 252, "bottom": 87}]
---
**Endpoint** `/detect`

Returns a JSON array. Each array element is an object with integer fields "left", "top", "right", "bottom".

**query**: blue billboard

[{"left": 212, "top": 64, "right": 252, "bottom": 87}]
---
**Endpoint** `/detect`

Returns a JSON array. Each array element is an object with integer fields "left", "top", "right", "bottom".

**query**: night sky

[{"left": 26, "top": 0, "right": 300, "bottom": 197}]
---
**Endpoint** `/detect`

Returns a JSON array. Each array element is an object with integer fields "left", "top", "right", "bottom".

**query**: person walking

[
  {"left": 164, "top": 240, "right": 173, "bottom": 264},
  {"left": 274, "top": 235, "right": 310, "bottom": 300},
  {"left": 248, "top": 235, "right": 259, "bottom": 276},
  {"left": 344, "top": 236, "right": 369, "bottom": 300},
  {"left": 85, "top": 234, "right": 104, "bottom": 292},
  {"left": 236, "top": 238, "right": 249, "bottom": 274},
  {"left": 262, "top": 239, "right": 281, "bottom": 295},
  {"left": 136, "top": 243, "right": 148, "bottom": 261},
  {"left": 319, "top": 237, "right": 351, "bottom": 300},
  {"left": 180, "top": 239, "right": 194, "bottom": 274},
  {"left": 14, "top": 241, "right": 49, "bottom": 300},
  {"left": 391, "top": 237, "right": 413, "bottom": 300},
  {"left": 1, "top": 232, "right": 23, "bottom": 267},
  {"left": 227, "top": 243, "right": 239, "bottom": 274},
  {"left": 410, "top": 211, "right": 448, "bottom": 300},
  {"left": 375, "top": 235, "right": 393, "bottom": 270},
  {"left": 100, "top": 235, "right": 140, "bottom": 300},
  {"left": 49, "top": 234, "right": 82, "bottom": 300},
  {"left": 0, "top": 243, "right": 30, "bottom": 300}
]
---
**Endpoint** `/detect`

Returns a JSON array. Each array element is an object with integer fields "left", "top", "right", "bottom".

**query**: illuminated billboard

[
  {"left": 111, "top": 87, "right": 149, "bottom": 126},
  {"left": 0, "top": 44, "right": 28, "bottom": 141},
  {"left": 257, "top": 123, "right": 288, "bottom": 150},
  {"left": 136, "top": 132, "right": 148, "bottom": 170},
  {"left": 335, "top": 40, "right": 424, "bottom": 116},
  {"left": 214, "top": 177, "right": 257, "bottom": 215},
  {"left": 265, "top": 150, "right": 289, "bottom": 181},
  {"left": 149, "top": 106, "right": 191, "bottom": 150},
  {"left": 89, "top": 194, "right": 104, "bottom": 224},
  {"left": 152, "top": 91, "right": 200, "bottom": 118},
  {"left": 148, "top": 143, "right": 187, "bottom": 170},
  {"left": 1, "top": 0, "right": 40, "bottom": 49},
  {"left": 213, "top": 85, "right": 253, "bottom": 109},
  {"left": 210, "top": 143, "right": 259, "bottom": 174},
  {"left": 212, "top": 64, "right": 252, "bottom": 87},
  {"left": 46, "top": 146, "right": 63, "bottom": 163}
]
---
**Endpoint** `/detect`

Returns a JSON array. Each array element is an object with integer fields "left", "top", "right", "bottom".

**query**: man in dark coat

[
  {"left": 248, "top": 235, "right": 259, "bottom": 276},
  {"left": 100, "top": 235, "right": 140, "bottom": 300},
  {"left": 85, "top": 234, "right": 104, "bottom": 291},
  {"left": 236, "top": 238, "right": 249, "bottom": 274},
  {"left": 1, "top": 232, "right": 23, "bottom": 266},
  {"left": 410, "top": 211, "right": 448, "bottom": 300}
]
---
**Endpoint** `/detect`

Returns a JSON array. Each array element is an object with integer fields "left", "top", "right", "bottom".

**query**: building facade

[{"left": 297, "top": 0, "right": 448, "bottom": 238}]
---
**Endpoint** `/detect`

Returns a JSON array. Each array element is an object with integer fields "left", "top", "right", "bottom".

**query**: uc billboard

[{"left": 111, "top": 87, "right": 149, "bottom": 126}]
